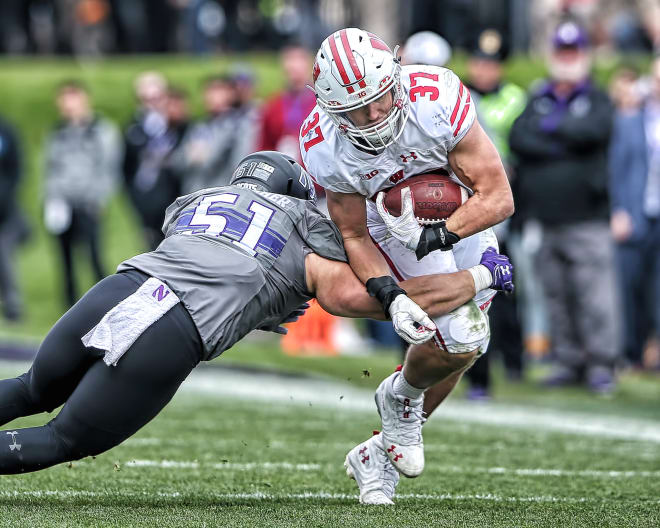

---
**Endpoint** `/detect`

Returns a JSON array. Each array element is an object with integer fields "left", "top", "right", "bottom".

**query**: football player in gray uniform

[{"left": 0, "top": 151, "right": 512, "bottom": 474}]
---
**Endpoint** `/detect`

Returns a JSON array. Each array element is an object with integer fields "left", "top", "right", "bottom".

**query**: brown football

[{"left": 383, "top": 172, "right": 468, "bottom": 224}]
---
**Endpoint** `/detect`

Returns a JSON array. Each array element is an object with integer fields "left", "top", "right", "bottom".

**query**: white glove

[
  {"left": 389, "top": 294, "right": 436, "bottom": 345},
  {"left": 376, "top": 188, "right": 423, "bottom": 251}
]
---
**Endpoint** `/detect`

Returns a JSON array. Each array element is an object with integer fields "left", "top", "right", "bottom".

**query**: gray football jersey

[{"left": 118, "top": 186, "right": 346, "bottom": 360}]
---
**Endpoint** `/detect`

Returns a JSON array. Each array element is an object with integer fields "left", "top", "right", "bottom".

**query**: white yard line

[
  {"left": 123, "top": 459, "right": 320, "bottom": 471},
  {"left": 112, "top": 459, "right": 660, "bottom": 478},
  {"left": 1, "top": 489, "right": 653, "bottom": 504},
  {"left": 182, "top": 368, "right": 660, "bottom": 444}
]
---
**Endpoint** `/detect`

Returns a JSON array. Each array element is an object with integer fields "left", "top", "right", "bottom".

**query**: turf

[{"left": 0, "top": 361, "right": 658, "bottom": 527}]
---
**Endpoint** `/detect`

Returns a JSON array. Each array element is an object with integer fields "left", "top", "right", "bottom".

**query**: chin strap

[{"left": 415, "top": 221, "right": 461, "bottom": 260}]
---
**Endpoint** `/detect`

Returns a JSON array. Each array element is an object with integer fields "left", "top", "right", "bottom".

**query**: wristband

[
  {"left": 467, "top": 264, "right": 493, "bottom": 293},
  {"left": 415, "top": 221, "right": 461, "bottom": 260},
  {"left": 366, "top": 276, "right": 407, "bottom": 316}
]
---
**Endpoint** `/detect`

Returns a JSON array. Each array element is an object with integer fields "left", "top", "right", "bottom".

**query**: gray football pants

[{"left": 536, "top": 220, "right": 621, "bottom": 371}]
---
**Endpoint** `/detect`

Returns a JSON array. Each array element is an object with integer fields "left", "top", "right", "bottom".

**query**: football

[{"left": 382, "top": 172, "right": 469, "bottom": 224}]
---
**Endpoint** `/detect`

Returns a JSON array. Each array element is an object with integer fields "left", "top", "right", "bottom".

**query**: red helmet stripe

[
  {"left": 340, "top": 29, "right": 366, "bottom": 89},
  {"left": 329, "top": 31, "right": 354, "bottom": 93},
  {"left": 367, "top": 32, "right": 391, "bottom": 51}
]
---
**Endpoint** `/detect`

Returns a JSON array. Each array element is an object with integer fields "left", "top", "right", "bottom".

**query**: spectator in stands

[
  {"left": 44, "top": 80, "right": 122, "bottom": 307},
  {"left": 259, "top": 43, "right": 316, "bottom": 162},
  {"left": 463, "top": 28, "right": 527, "bottom": 399},
  {"left": 609, "top": 57, "right": 660, "bottom": 369},
  {"left": 509, "top": 20, "right": 620, "bottom": 394},
  {"left": 0, "top": 115, "right": 28, "bottom": 321},
  {"left": 225, "top": 66, "right": 260, "bottom": 175},
  {"left": 173, "top": 74, "right": 238, "bottom": 193},
  {"left": 123, "top": 71, "right": 177, "bottom": 249}
]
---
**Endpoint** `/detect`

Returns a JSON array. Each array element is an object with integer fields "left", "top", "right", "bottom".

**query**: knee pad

[{"left": 445, "top": 301, "right": 490, "bottom": 356}]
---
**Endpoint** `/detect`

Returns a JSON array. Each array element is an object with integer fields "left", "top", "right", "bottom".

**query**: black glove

[
  {"left": 259, "top": 302, "right": 310, "bottom": 335},
  {"left": 415, "top": 220, "right": 461, "bottom": 260}
]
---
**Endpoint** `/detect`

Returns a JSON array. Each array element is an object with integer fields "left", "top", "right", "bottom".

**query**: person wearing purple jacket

[{"left": 509, "top": 20, "right": 620, "bottom": 394}]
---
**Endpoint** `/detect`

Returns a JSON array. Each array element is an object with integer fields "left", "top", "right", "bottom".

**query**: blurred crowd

[
  {"left": 0, "top": 0, "right": 657, "bottom": 57},
  {"left": 0, "top": 2, "right": 659, "bottom": 400}
]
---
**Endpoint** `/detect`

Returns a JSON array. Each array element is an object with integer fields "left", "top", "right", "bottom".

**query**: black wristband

[
  {"left": 366, "top": 276, "right": 407, "bottom": 316},
  {"left": 415, "top": 221, "right": 461, "bottom": 260}
]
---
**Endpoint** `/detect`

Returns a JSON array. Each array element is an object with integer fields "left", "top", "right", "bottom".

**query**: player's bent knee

[
  {"left": 444, "top": 301, "right": 490, "bottom": 357},
  {"left": 51, "top": 416, "right": 127, "bottom": 461}
]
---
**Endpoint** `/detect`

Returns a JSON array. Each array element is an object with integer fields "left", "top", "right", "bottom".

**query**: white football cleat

[
  {"left": 375, "top": 372, "right": 426, "bottom": 477},
  {"left": 344, "top": 432, "right": 400, "bottom": 505}
]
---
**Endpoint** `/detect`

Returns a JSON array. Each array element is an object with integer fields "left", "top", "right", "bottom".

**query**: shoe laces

[
  {"left": 395, "top": 394, "right": 426, "bottom": 444},
  {"left": 373, "top": 433, "right": 399, "bottom": 498}
]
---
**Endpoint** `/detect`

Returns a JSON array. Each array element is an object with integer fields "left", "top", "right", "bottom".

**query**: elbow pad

[{"left": 415, "top": 221, "right": 461, "bottom": 260}]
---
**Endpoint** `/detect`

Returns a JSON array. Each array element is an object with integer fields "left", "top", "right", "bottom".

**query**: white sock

[{"left": 393, "top": 370, "right": 425, "bottom": 399}]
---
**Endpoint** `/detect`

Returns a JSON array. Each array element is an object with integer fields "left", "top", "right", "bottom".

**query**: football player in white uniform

[{"left": 300, "top": 28, "right": 514, "bottom": 503}]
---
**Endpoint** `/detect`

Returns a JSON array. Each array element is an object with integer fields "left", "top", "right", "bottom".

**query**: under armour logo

[
  {"left": 6, "top": 431, "right": 21, "bottom": 451},
  {"left": 152, "top": 284, "right": 170, "bottom": 302},
  {"left": 387, "top": 444, "right": 403, "bottom": 461},
  {"left": 400, "top": 152, "right": 417, "bottom": 163},
  {"left": 361, "top": 455, "right": 370, "bottom": 464},
  {"left": 358, "top": 447, "right": 367, "bottom": 455}
]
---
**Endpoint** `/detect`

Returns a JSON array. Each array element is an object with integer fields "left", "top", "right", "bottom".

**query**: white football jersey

[{"left": 300, "top": 65, "right": 475, "bottom": 198}]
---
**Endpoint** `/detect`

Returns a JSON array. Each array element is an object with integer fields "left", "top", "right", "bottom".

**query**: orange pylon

[{"left": 281, "top": 299, "right": 338, "bottom": 356}]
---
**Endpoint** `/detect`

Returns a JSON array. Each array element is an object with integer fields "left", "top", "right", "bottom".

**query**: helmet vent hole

[
  {"left": 376, "top": 64, "right": 381, "bottom": 68},
  {"left": 359, "top": 36, "right": 362, "bottom": 42},
  {"left": 320, "top": 53, "right": 325, "bottom": 59}
]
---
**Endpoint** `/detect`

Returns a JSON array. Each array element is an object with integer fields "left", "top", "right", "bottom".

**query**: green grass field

[{"left": 0, "top": 346, "right": 658, "bottom": 528}]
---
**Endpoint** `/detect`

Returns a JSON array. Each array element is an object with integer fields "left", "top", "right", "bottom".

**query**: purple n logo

[{"left": 152, "top": 284, "right": 170, "bottom": 302}]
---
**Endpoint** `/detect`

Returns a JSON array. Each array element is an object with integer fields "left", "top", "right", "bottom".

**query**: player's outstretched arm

[
  {"left": 305, "top": 252, "right": 476, "bottom": 320},
  {"left": 446, "top": 119, "right": 514, "bottom": 238}
]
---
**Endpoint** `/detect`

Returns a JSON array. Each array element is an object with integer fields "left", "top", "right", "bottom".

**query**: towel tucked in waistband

[{"left": 81, "top": 277, "right": 180, "bottom": 366}]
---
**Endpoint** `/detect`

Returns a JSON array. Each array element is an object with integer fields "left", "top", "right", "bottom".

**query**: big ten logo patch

[{"left": 360, "top": 169, "right": 379, "bottom": 181}]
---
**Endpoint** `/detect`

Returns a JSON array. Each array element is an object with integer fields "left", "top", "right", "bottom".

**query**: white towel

[{"left": 81, "top": 277, "right": 180, "bottom": 366}]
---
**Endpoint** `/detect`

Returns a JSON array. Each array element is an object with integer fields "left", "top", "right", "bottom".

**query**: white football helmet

[
  {"left": 312, "top": 28, "right": 409, "bottom": 152},
  {"left": 402, "top": 31, "right": 452, "bottom": 67}
]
